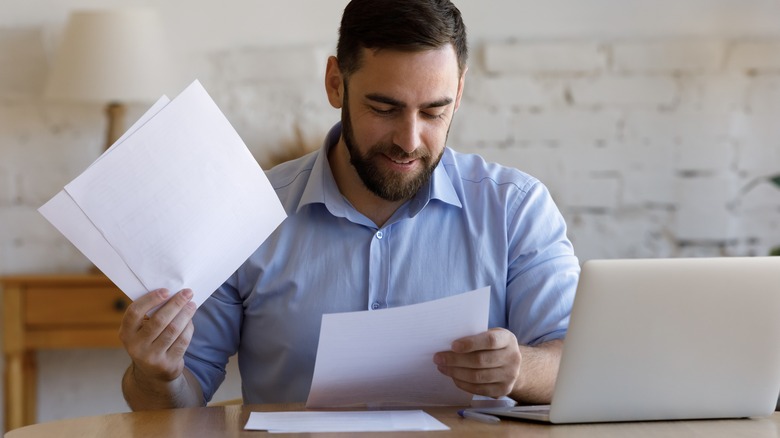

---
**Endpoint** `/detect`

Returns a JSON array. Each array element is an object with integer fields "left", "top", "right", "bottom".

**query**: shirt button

[
  {"left": 375, "top": 231, "right": 383, "bottom": 239},
  {"left": 371, "top": 301, "right": 381, "bottom": 310}
]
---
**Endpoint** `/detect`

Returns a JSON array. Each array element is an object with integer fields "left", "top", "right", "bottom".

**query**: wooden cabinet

[{"left": 1, "top": 274, "right": 129, "bottom": 432}]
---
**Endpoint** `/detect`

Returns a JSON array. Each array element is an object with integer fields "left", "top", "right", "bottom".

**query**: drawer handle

[{"left": 114, "top": 298, "right": 129, "bottom": 312}]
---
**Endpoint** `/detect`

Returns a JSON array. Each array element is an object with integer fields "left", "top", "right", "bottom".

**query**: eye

[
  {"left": 421, "top": 111, "right": 445, "bottom": 120},
  {"left": 370, "top": 106, "right": 397, "bottom": 116}
]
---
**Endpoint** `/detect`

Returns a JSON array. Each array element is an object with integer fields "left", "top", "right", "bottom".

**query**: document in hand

[
  {"left": 38, "top": 80, "right": 287, "bottom": 308},
  {"left": 306, "top": 287, "right": 490, "bottom": 408}
]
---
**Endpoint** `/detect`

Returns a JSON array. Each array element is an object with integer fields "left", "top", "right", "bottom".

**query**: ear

[
  {"left": 325, "top": 56, "right": 345, "bottom": 109},
  {"left": 453, "top": 65, "right": 468, "bottom": 113}
]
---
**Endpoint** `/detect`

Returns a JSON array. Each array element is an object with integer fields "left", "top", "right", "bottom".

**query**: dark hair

[{"left": 337, "top": 0, "right": 468, "bottom": 78}]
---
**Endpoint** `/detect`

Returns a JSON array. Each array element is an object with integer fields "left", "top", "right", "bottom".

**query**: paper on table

[
  {"left": 244, "top": 410, "right": 449, "bottom": 433},
  {"left": 306, "top": 286, "right": 491, "bottom": 408},
  {"left": 39, "top": 80, "right": 287, "bottom": 308}
]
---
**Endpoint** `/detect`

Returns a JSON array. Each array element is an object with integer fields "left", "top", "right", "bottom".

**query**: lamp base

[{"left": 105, "top": 102, "right": 126, "bottom": 150}]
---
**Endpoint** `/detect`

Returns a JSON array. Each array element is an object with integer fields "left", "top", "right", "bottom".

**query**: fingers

[
  {"left": 434, "top": 328, "right": 522, "bottom": 398},
  {"left": 119, "top": 288, "right": 172, "bottom": 335},
  {"left": 448, "top": 375, "right": 515, "bottom": 398},
  {"left": 142, "top": 289, "right": 197, "bottom": 352},
  {"left": 437, "top": 358, "right": 518, "bottom": 397},
  {"left": 167, "top": 320, "right": 195, "bottom": 359},
  {"left": 120, "top": 289, "right": 196, "bottom": 349},
  {"left": 451, "top": 328, "right": 515, "bottom": 353},
  {"left": 435, "top": 328, "right": 517, "bottom": 368},
  {"left": 119, "top": 288, "right": 197, "bottom": 382}
]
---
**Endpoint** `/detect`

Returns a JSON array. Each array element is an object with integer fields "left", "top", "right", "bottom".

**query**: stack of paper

[{"left": 39, "top": 80, "right": 287, "bottom": 308}]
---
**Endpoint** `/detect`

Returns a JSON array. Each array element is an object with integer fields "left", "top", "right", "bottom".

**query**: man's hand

[
  {"left": 434, "top": 328, "right": 563, "bottom": 404},
  {"left": 433, "top": 328, "right": 521, "bottom": 398},
  {"left": 119, "top": 288, "right": 201, "bottom": 410}
]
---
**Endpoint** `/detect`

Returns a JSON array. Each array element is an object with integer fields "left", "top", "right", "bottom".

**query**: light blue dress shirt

[{"left": 185, "top": 123, "right": 580, "bottom": 404}]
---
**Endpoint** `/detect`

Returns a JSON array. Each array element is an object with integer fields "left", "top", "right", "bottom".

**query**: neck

[{"left": 328, "top": 139, "right": 405, "bottom": 228}]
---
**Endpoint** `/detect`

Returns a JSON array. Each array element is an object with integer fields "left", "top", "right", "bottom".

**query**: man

[{"left": 120, "top": 0, "right": 579, "bottom": 410}]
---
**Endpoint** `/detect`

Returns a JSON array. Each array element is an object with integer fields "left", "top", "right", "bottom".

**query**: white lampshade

[{"left": 45, "top": 8, "right": 172, "bottom": 103}]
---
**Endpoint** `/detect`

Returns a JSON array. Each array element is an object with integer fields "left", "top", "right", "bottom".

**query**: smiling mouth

[{"left": 390, "top": 157, "right": 415, "bottom": 165}]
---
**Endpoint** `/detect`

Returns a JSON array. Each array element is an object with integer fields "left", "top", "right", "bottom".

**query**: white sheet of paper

[
  {"left": 95, "top": 95, "right": 173, "bottom": 165},
  {"left": 244, "top": 410, "right": 449, "bottom": 433},
  {"left": 39, "top": 97, "right": 172, "bottom": 298},
  {"left": 306, "top": 287, "right": 491, "bottom": 408},
  {"left": 40, "top": 80, "right": 287, "bottom": 308}
]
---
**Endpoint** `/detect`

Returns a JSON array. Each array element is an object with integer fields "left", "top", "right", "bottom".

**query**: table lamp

[{"left": 44, "top": 8, "right": 172, "bottom": 150}]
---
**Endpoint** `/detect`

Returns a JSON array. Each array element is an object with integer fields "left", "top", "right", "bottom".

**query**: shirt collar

[
  {"left": 406, "top": 149, "right": 462, "bottom": 217},
  {"left": 297, "top": 123, "right": 343, "bottom": 214},
  {"left": 297, "top": 122, "right": 463, "bottom": 219}
]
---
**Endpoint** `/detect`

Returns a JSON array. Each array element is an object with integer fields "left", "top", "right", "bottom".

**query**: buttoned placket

[{"left": 367, "top": 227, "right": 389, "bottom": 310}]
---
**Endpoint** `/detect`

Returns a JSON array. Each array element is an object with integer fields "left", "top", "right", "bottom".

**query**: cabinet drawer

[{"left": 24, "top": 287, "right": 131, "bottom": 326}]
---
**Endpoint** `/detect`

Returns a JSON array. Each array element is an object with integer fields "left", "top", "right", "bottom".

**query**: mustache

[{"left": 368, "top": 143, "right": 430, "bottom": 161}]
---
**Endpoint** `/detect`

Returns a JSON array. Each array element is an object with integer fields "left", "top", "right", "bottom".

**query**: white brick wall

[
  {"left": 448, "top": 34, "right": 780, "bottom": 259},
  {"left": 622, "top": 172, "right": 677, "bottom": 206},
  {"left": 563, "top": 176, "right": 621, "bottom": 210},
  {"left": 4, "top": 10, "right": 780, "bottom": 428},
  {"left": 510, "top": 110, "right": 621, "bottom": 143},
  {"left": 484, "top": 41, "right": 606, "bottom": 74},
  {"left": 0, "top": 167, "right": 15, "bottom": 206},
  {"left": 205, "top": 46, "right": 338, "bottom": 166},
  {"left": 211, "top": 45, "right": 327, "bottom": 83},
  {"left": 0, "top": 28, "right": 47, "bottom": 100},
  {"left": 450, "top": 104, "right": 511, "bottom": 145},
  {"left": 465, "top": 76, "right": 551, "bottom": 108},
  {"left": 612, "top": 40, "right": 724, "bottom": 73},
  {"left": 746, "top": 75, "right": 780, "bottom": 113},
  {"left": 684, "top": 74, "right": 749, "bottom": 112},
  {"left": 569, "top": 76, "right": 678, "bottom": 107},
  {"left": 730, "top": 112, "right": 780, "bottom": 174},
  {"left": 673, "top": 176, "right": 740, "bottom": 241},
  {"left": 727, "top": 40, "right": 780, "bottom": 72}
]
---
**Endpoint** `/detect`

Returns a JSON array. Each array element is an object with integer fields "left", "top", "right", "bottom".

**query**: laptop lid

[{"left": 481, "top": 257, "right": 780, "bottom": 424}]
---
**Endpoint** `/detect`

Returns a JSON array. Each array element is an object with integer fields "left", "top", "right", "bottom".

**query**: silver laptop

[{"left": 473, "top": 257, "right": 780, "bottom": 424}]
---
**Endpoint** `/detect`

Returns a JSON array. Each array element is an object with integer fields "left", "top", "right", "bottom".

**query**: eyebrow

[{"left": 365, "top": 93, "right": 454, "bottom": 110}]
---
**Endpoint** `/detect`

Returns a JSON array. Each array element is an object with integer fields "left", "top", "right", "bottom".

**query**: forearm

[
  {"left": 122, "top": 363, "right": 204, "bottom": 411},
  {"left": 510, "top": 339, "right": 563, "bottom": 404}
]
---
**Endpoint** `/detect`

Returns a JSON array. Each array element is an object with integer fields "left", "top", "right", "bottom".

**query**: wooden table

[
  {"left": 4, "top": 403, "right": 780, "bottom": 437},
  {"left": 1, "top": 274, "right": 130, "bottom": 432}
]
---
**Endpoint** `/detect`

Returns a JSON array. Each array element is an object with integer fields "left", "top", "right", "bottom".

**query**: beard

[{"left": 341, "top": 86, "right": 446, "bottom": 202}]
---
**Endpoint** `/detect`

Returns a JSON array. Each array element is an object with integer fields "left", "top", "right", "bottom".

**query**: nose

[{"left": 393, "top": 115, "right": 422, "bottom": 154}]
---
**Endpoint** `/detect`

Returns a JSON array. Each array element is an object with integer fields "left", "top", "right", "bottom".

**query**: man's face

[{"left": 337, "top": 46, "right": 464, "bottom": 202}]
